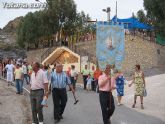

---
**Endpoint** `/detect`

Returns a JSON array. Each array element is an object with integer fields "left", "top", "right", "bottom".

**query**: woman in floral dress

[{"left": 129, "top": 64, "right": 146, "bottom": 109}]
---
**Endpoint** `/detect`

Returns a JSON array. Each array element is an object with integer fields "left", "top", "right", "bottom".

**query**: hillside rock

[
  {"left": 0, "top": 49, "right": 26, "bottom": 60},
  {"left": 0, "top": 16, "right": 26, "bottom": 59},
  {"left": 3, "top": 16, "right": 23, "bottom": 33}
]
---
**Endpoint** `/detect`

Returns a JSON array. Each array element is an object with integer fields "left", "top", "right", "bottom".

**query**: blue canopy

[{"left": 111, "top": 16, "right": 153, "bottom": 30}]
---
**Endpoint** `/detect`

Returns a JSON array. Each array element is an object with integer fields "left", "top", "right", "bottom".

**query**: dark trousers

[
  {"left": 95, "top": 79, "right": 99, "bottom": 93},
  {"left": 91, "top": 78, "right": 96, "bottom": 91},
  {"left": 52, "top": 88, "right": 67, "bottom": 120},
  {"left": 30, "top": 89, "right": 44, "bottom": 124},
  {"left": 70, "top": 77, "right": 76, "bottom": 90},
  {"left": 23, "top": 74, "right": 29, "bottom": 84},
  {"left": 99, "top": 91, "right": 115, "bottom": 124},
  {"left": 83, "top": 75, "right": 88, "bottom": 90}
]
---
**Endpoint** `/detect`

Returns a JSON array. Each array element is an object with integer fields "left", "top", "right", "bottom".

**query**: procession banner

[{"left": 96, "top": 22, "right": 125, "bottom": 70}]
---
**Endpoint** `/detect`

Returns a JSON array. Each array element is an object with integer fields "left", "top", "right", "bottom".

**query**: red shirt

[{"left": 94, "top": 69, "right": 102, "bottom": 80}]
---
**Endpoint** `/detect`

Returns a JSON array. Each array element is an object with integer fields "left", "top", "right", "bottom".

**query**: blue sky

[{"left": 0, "top": 0, "right": 144, "bottom": 29}]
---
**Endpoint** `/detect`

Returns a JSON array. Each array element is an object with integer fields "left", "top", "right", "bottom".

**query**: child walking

[{"left": 86, "top": 74, "right": 93, "bottom": 91}]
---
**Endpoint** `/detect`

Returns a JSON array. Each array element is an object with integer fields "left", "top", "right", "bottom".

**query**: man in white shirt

[
  {"left": 5, "top": 60, "right": 15, "bottom": 86},
  {"left": 30, "top": 62, "right": 49, "bottom": 124},
  {"left": 70, "top": 65, "right": 78, "bottom": 90},
  {"left": 22, "top": 62, "right": 29, "bottom": 85}
]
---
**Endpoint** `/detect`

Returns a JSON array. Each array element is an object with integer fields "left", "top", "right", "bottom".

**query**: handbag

[{"left": 143, "top": 88, "right": 147, "bottom": 97}]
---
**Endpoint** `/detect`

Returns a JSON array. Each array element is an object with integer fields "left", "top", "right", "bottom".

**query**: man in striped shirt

[{"left": 50, "top": 62, "right": 75, "bottom": 123}]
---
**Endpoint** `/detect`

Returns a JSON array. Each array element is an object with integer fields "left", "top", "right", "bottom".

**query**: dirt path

[{"left": 0, "top": 79, "right": 31, "bottom": 124}]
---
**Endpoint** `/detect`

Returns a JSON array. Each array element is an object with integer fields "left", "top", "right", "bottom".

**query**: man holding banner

[
  {"left": 96, "top": 21, "right": 125, "bottom": 124},
  {"left": 98, "top": 64, "right": 115, "bottom": 124}
]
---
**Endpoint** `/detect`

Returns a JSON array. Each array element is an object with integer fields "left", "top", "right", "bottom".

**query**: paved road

[
  {"left": 42, "top": 74, "right": 165, "bottom": 124},
  {"left": 1, "top": 74, "right": 165, "bottom": 124}
]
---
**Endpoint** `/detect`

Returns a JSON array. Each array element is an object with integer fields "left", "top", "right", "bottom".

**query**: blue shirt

[
  {"left": 44, "top": 70, "right": 50, "bottom": 81},
  {"left": 51, "top": 71, "right": 71, "bottom": 89},
  {"left": 86, "top": 77, "right": 93, "bottom": 85}
]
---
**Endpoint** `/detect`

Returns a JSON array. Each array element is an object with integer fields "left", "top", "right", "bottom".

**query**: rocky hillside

[
  {"left": 3, "top": 17, "right": 22, "bottom": 33},
  {"left": 0, "top": 16, "right": 26, "bottom": 59},
  {"left": 0, "top": 16, "right": 22, "bottom": 44}
]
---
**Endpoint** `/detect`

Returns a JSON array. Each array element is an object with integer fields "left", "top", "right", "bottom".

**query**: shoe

[
  {"left": 132, "top": 104, "right": 135, "bottom": 108},
  {"left": 55, "top": 119, "right": 61, "bottom": 123},
  {"left": 141, "top": 104, "right": 144, "bottom": 109},
  {"left": 39, "top": 122, "right": 44, "bottom": 124},
  {"left": 108, "top": 120, "right": 111, "bottom": 124},
  {"left": 16, "top": 92, "right": 20, "bottom": 94},
  {"left": 117, "top": 103, "right": 121, "bottom": 106},
  {"left": 32, "top": 123, "right": 35, "bottom": 124},
  {"left": 60, "top": 115, "right": 63, "bottom": 119}
]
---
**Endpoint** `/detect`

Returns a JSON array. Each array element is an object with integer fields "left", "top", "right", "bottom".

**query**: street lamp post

[{"left": 102, "top": 7, "right": 111, "bottom": 22}]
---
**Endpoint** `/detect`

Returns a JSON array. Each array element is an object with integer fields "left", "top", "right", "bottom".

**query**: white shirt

[
  {"left": 5, "top": 64, "right": 14, "bottom": 74},
  {"left": 30, "top": 69, "right": 48, "bottom": 90},
  {"left": 70, "top": 69, "right": 77, "bottom": 77},
  {"left": 22, "top": 64, "right": 28, "bottom": 74}
]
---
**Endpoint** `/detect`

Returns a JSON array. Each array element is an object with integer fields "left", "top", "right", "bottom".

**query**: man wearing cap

[
  {"left": 30, "top": 62, "right": 49, "bottom": 124},
  {"left": 50, "top": 62, "right": 75, "bottom": 123}
]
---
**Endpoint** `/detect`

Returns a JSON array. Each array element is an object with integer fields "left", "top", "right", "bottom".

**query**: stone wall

[
  {"left": 27, "top": 35, "right": 165, "bottom": 74},
  {"left": 157, "top": 45, "right": 165, "bottom": 66},
  {"left": 75, "top": 35, "right": 162, "bottom": 75},
  {"left": 122, "top": 35, "right": 158, "bottom": 75},
  {"left": 27, "top": 48, "right": 49, "bottom": 63}
]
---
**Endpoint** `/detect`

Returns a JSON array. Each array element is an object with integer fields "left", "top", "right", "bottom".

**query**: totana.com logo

[{"left": 2, "top": 2, "right": 47, "bottom": 9}]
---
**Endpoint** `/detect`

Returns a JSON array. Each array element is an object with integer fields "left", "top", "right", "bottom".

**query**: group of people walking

[
  {"left": 0, "top": 59, "right": 31, "bottom": 94},
  {"left": 29, "top": 62, "right": 75, "bottom": 124},
  {"left": 81, "top": 64, "right": 146, "bottom": 124},
  {"left": 81, "top": 65, "right": 102, "bottom": 92},
  {"left": 1, "top": 58, "right": 146, "bottom": 124},
  {"left": 29, "top": 63, "right": 146, "bottom": 124}
]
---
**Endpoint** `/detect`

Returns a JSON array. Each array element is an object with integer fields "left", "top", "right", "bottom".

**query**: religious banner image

[{"left": 96, "top": 22, "right": 125, "bottom": 70}]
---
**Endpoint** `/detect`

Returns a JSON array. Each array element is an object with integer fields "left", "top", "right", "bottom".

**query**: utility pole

[{"left": 116, "top": 1, "right": 117, "bottom": 22}]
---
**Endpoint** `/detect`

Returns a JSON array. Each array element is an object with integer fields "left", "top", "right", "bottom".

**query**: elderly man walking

[
  {"left": 30, "top": 62, "right": 49, "bottom": 124},
  {"left": 50, "top": 62, "right": 75, "bottom": 123}
]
